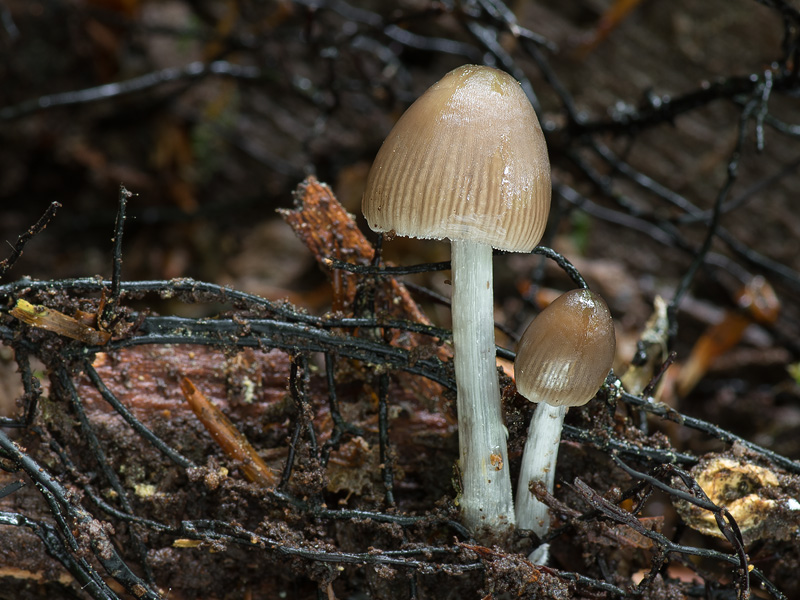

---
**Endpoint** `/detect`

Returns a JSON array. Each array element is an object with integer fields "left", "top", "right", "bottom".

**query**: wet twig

[{"left": 0, "top": 201, "right": 60, "bottom": 280}]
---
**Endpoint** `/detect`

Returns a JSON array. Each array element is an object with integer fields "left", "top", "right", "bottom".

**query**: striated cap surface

[
  {"left": 362, "top": 64, "right": 550, "bottom": 252},
  {"left": 515, "top": 289, "right": 616, "bottom": 407}
]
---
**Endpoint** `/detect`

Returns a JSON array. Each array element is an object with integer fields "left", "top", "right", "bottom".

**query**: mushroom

[
  {"left": 514, "top": 289, "right": 615, "bottom": 537},
  {"left": 362, "top": 65, "right": 551, "bottom": 538}
]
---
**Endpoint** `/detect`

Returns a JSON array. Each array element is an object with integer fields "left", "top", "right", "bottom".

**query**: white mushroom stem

[
  {"left": 450, "top": 239, "right": 515, "bottom": 537},
  {"left": 515, "top": 402, "right": 567, "bottom": 536}
]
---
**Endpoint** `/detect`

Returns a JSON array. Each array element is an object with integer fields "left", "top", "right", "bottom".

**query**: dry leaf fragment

[
  {"left": 180, "top": 376, "right": 276, "bottom": 488},
  {"left": 10, "top": 299, "right": 111, "bottom": 346},
  {"left": 677, "top": 276, "right": 780, "bottom": 397},
  {"left": 573, "top": 0, "right": 645, "bottom": 58},
  {"left": 674, "top": 456, "right": 783, "bottom": 544},
  {"left": 621, "top": 295, "right": 670, "bottom": 397}
]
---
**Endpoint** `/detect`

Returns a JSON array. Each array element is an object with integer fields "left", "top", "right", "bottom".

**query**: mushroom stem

[
  {"left": 450, "top": 239, "right": 515, "bottom": 537},
  {"left": 515, "top": 402, "right": 567, "bottom": 536}
]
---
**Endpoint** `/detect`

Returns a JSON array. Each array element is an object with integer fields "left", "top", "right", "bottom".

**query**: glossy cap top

[
  {"left": 362, "top": 65, "right": 551, "bottom": 252},
  {"left": 515, "top": 289, "right": 616, "bottom": 407}
]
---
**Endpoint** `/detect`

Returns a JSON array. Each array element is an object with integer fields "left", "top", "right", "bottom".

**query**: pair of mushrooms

[{"left": 361, "top": 65, "right": 616, "bottom": 540}]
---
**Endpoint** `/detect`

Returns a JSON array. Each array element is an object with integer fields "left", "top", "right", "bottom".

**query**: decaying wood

[
  {"left": 280, "top": 176, "right": 454, "bottom": 420},
  {"left": 279, "top": 176, "right": 431, "bottom": 325}
]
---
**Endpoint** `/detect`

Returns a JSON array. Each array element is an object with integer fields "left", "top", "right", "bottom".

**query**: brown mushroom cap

[
  {"left": 362, "top": 64, "right": 550, "bottom": 253},
  {"left": 515, "top": 289, "right": 616, "bottom": 407}
]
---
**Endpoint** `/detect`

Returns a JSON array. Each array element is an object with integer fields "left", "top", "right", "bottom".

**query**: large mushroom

[
  {"left": 514, "top": 289, "right": 616, "bottom": 538},
  {"left": 362, "top": 64, "right": 551, "bottom": 538}
]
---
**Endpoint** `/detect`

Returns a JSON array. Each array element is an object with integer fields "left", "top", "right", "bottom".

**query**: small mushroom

[
  {"left": 514, "top": 289, "right": 615, "bottom": 536},
  {"left": 362, "top": 65, "right": 551, "bottom": 538}
]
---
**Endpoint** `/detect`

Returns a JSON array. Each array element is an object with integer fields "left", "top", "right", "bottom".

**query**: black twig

[
  {"left": 0, "top": 201, "right": 60, "bottom": 280},
  {"left": 0, "top": 480, "right": 24, "bottom": 499},
  {"left": 321, "top": 353, "right": 364, "bottom": 466},
  {"left": 281, "top": 354, "right": 318, "bottom": 492},
  {"left": 0, "top": 509, "right": 118, "bottom": 598},
  {"left": 377, "top": 373, "right": 395, "bottom": 506},
  {"left": 0, "top": 428, "right": 162, "bottom": 599},
  {"left": 530, "top": 246, "right": 587, "bottom": 289},
  {"left": 573, "top": 71, "right": 798, "bottom": 135},
  {"left": 671, "top": 93, "right": 754, "bottom": 308},
  {"left": 0, "top": 61, "right": 262, "bottom": 120},
  {"left": 100, "top": 186, "right": 131, "bottom": 330},
  {"left": 619, "top": 391, "right": 800, "bottom": 475},
  {"left": 324, "top": 257, "right": 450, "bottom": 276},
  {"left": 640, "top": 351, "right": 677, "bottom": 399},
  {"left": 0, "top": 347, "right": 41, "bottom": 428},
  {"left": 54, "top": 365, "right": 156, "bottom": 584},
  {"left": 83, "top": 360, "right": 196, "bottom": 469}
]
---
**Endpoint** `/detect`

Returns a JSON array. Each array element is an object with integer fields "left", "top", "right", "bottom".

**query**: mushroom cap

[
  {"left": 362, "top": 64, "right": 551, "bottom": 253},
  {"left": 515, "top": 289, "right": 616, "bottom": 407}
]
